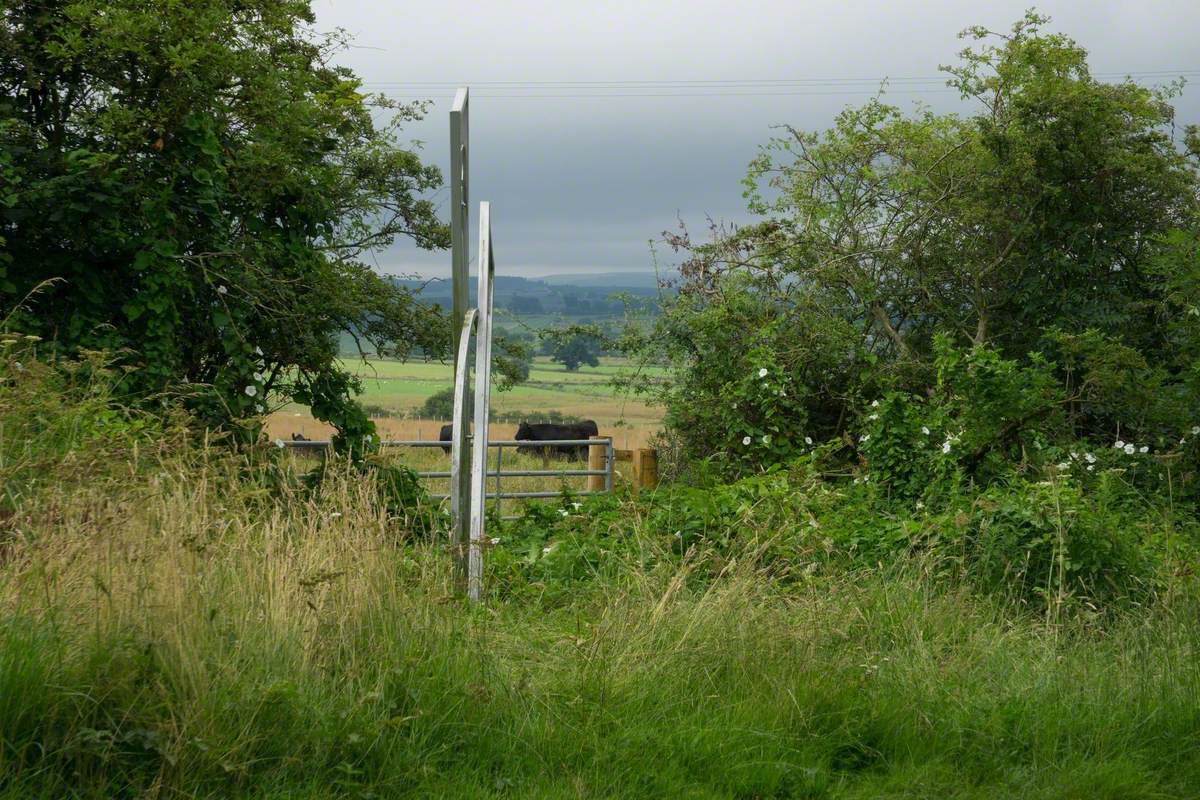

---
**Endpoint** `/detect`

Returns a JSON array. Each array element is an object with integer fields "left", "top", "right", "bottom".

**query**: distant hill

[
  {"left": 390, "top": 273, "right": 668, "bottom": 320},
  {"left": 539, "top": 271, "right": 665, "bottom": 290}
]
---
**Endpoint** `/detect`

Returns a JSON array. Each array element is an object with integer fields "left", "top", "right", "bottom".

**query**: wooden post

[
  {"left": 587, "top": 435, "right": 605, "bottom": 492},
  {"left": 634, "top": 448, "right": 658, "bottom": 494}
]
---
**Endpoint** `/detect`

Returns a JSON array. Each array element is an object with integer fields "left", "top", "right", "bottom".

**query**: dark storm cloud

[{"left": 313, "top": 0, "right": 1200, "bottom": 278}]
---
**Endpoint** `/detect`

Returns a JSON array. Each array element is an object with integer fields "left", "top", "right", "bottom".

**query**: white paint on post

[
  {"left": 449, "top": 307, "right": 476, "bottom": 568},
  {"left": 467, "top": 202, "right": 495, "bottom": 603}
]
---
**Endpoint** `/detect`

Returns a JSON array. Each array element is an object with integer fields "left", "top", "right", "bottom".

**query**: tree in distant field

[
  {"left": 635, "top": 12, "right": 1200, "bottom": 471},
  {"left": 0, "top": 0, "right": 450, "bottom": 453},
  {"left": 549, "top": 331, "right": 602, "bottom": 372}
]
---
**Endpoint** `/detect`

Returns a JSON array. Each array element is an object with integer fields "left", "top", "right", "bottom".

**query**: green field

[{"left": 342, "top": 356, "right": 665, "bottom": 425}]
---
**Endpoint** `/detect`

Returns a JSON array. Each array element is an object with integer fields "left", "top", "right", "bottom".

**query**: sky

[{"left": 310, "top": 0, "right": 1200, "bottom": 280}]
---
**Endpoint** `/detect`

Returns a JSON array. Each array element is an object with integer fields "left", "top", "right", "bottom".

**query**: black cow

[
  {"left": 439, "top": 424, "right": 453, "bottom": 454},
  {"left": 515, "top": 420, "right": 599, "bottom": 460}
]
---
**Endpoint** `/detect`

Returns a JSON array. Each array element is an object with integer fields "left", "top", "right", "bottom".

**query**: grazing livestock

[
  {"left": 515, "top": 420, "right": 599, "bottom": 460},
  {"left": 291, "top": 432, "right": 310, "bottom": 441},
  {"left": 439, "top": 424, "right": 453, "bottom": 454}
]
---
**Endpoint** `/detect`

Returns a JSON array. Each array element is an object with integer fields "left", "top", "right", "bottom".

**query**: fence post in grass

[
  {"left": 634, "top": 448, "right": 658, "bottom": 494},
  {"left": 449, "top": 87, "right": 472, "bottom": 589},
  {"left": 587, "top": 435, "right": 605, "bottom": 492}
]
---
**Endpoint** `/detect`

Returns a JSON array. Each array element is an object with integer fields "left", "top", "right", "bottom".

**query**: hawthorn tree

[
  {"left": 639, "top": 13, "right": 1200, "bottom": 469},
  {"left": 0, "top": 0, "right": 450, "bottom": 450}
]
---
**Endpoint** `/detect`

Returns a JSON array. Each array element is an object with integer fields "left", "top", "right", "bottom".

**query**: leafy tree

[
  {"left": 0, "top": 0, "right": 450, "bottom": 453},
  {"left": 549, "top": 331, "right": 601, "bottom": 371},
  {"left": 636, "top": 12, "right": 1199, "bottom": 473},
  {"left": 420, "top": 387, "right": 455, "bottom": 420}
]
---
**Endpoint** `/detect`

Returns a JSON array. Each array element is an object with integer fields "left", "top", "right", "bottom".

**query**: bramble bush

[{"left": 628, "top": 13, "right": 1200, "bottom": 491}]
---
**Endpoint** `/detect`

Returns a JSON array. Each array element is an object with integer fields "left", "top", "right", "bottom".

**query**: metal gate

[{"left": 285, "top": 436, "right": 615, "bottom": 515}]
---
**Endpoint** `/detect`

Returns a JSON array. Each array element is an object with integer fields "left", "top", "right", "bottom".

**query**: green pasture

[{"left": 342, "top": 356, "right": 665, "bottom": 422}]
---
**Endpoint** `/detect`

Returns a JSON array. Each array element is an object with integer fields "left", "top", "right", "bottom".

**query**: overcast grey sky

[{"left": 311, "top": 0, "right": 1200, "bottom": 280}]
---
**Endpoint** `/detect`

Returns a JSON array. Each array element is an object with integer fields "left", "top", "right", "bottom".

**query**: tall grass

[{"left": 3, "top": 353, "right": 1200, "bottom": 797}]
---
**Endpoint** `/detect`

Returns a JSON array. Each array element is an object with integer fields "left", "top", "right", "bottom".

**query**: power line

[
  {"left": 361, "top": 69, "right": 1200, "bottom": 90},
  {"left": 380, "top": 89, "right": 964, "bottom": 100}
]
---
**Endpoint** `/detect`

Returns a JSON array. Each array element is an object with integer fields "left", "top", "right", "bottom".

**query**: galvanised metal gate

[{"left": 286, "top": 436, "right": 615, "bottom": 516}]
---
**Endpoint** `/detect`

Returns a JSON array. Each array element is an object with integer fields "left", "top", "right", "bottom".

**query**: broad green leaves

[{"left": 0, "top": 0, "right": 450, "bottom": 449}]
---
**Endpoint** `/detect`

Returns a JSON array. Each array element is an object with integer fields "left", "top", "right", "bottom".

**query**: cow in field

[
  {"left": 515, "top": 420, "right": 600, "bottom": 460},
  {"left": 439, "top": 424, "right": 453, "bottom": 454}
]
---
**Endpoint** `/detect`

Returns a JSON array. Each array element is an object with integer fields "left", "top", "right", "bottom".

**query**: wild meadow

[
  {"left": 5, "top": 5, "right": 1200, "bottom": 798},
  {"left": 4, "top": 347, "right": 1200, "bottom": 799}
]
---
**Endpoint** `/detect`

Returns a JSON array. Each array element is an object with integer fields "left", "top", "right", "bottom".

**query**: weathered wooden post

[
  {"left": 634, "top": 448, "right": 658, "bottom": 494},
  {"left": 587, "top": 435, "right": 605, "bottom": 492},
  {"left": 449, "top": 88, "right": 471, "bottom": 580}
]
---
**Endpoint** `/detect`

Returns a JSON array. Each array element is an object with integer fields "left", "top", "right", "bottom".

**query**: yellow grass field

[{"left": 266, "top": 355, "right": 664, "bottom": 451}]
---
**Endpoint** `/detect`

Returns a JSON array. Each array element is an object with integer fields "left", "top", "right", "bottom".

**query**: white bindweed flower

[
  {"left": 942, "top": 441, "right": 952, "bottom": 454},
  {"left": 742, "top": 436, "right": 752, "bottom": 446},
  {"left": 805, "top": 437, "right": 813, "bottom": 445},
  {"left": 1124, "top": 444, "right": 1135, "bottom": 455},
  {"left": 867, "top": 413, "right": 879, "bottom": 421},
  {"left": 571, "top": 502, "right": 582, "bottom": 510},
  {"left": 274, "top": 439, "right": 285, "bottom": 448},
  {"left": 732, "top": 402, "right": 737, "bottom": 409},
  {"left": 253, "top": 371, "right": 263, "bottom": 382},
  {"left": 558, "top": 509, "right": 569, "bottom": 517},
  {"left": 871, "top": 400, "right": 879, "bottom": 407},
  {"left": 254, "top": 346, "right": 263, "bottom": 356},
  {"left": 489, "top": 537, "right": 501, "bottom": 545},
  {"left": 915, "top": 501, "right": 925, "bottom": 510},
  {"left": 1085, "top": 453, "right": 1096, "bottom": 463},
  {"left": 762, "top": 434, "right": 771, "bottom": 445},
  {"left": 1087, "top": 465, "right": 1095, "bottom": 471},
  {"left": 217, "top": 285, "right": 227, "bottom": 295},
  {"left": 244, "top": 385, "right": 257, "bottom": 397},
  {"left": 758, "top": 367, "right": 768, "bottom": 378},
  {"left": 1140, "top": 445, "right": 1149, "bottom": 454},
  {"left": 256, "top": 404, "right": 264, "bottom": 414},
  {"left": 1115, "top": 440, "right": 1125, "bottom": 449},
  {"left": 921, "top": 426, "right": 930, "bottom": 435},
  {"left": 1193, "top": 426, "right": 1200, "bottom": 436},
  {"left": 860, "top": 434, "right": 870, "bottom": 443}
]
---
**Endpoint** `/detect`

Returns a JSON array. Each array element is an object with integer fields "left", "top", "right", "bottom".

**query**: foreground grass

[
  {"left": 3, "top": 355, "right": 1199, "bottom": 798},
  {"left": 3, "top": 449, "right": 1200, "bottom": 799}
]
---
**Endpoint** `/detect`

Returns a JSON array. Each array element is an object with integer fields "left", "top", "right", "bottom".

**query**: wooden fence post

[
  {"left": 587, "top": 435, "right": 605, "bottom": 492},
  {"left": 634, "top": 448, "right": 658, "bottom": 494}
]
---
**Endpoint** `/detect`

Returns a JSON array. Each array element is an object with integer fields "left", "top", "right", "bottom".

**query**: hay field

[{"left": 266, "top": 356, "right": 664, "bottom": 451}]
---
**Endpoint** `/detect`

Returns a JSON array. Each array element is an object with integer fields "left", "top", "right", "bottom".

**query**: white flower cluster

[
  {"left": 1113, "top": 440, "right": 1149, "bottom": 456},
  {"left": 245, "top": 346, "right": 268, "bottom": 410},
  {"left": 1060, "top": 451, "right": 1099, "bottom": 473}
]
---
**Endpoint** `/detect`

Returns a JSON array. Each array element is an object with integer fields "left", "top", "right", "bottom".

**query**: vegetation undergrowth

[{"left": 5, "top": 352, "right": 1200, "bottom": 799}]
